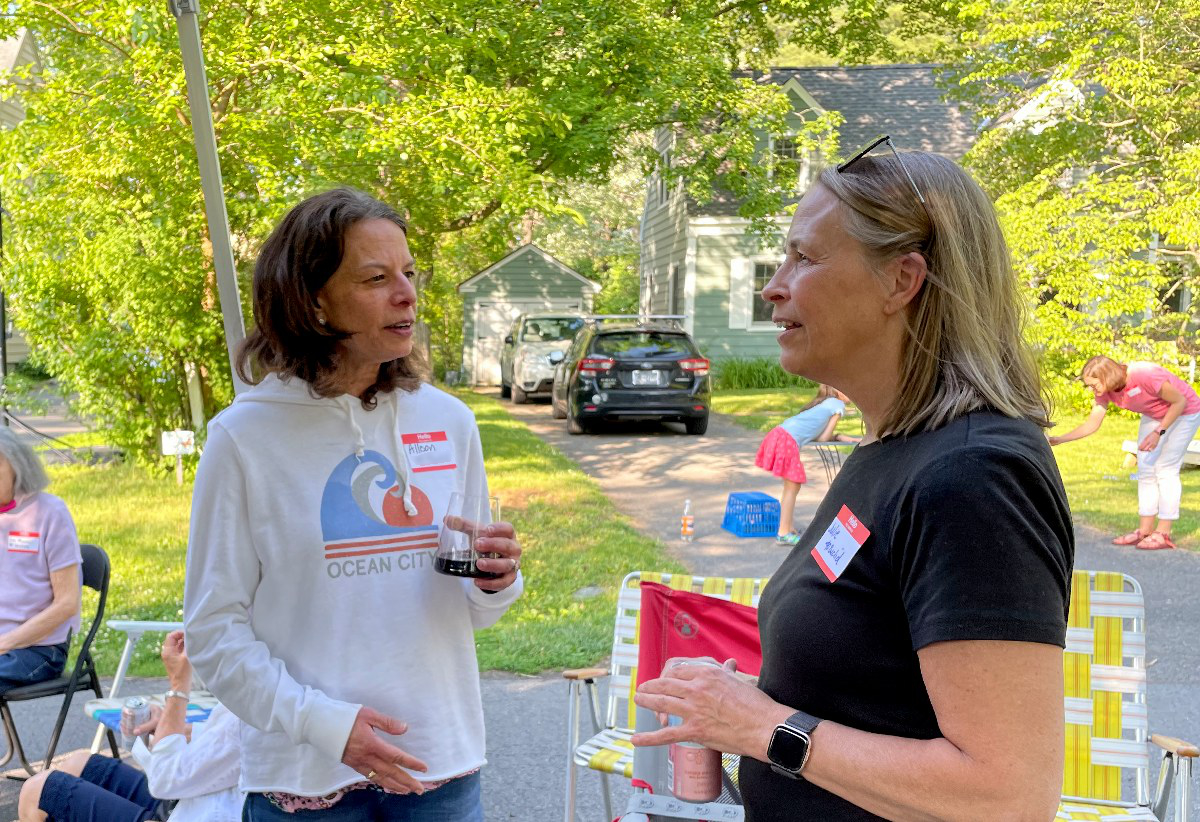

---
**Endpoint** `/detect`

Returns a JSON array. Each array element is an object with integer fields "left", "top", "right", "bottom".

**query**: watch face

[{"left": 769, "top": 725, "right": 811, "bottom": 772}]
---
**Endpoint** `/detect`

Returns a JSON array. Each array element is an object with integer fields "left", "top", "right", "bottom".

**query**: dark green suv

[{"left": 549, "top": 321, "right": 711, "bottom": 435}]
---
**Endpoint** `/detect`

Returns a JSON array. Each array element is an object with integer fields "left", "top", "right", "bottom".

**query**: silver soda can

[
  {"left": 664, "top": 659, "right": 724, "bottom": 804},
  {"left": 120, "top": 695, "right": 151, "bottom": 747}
]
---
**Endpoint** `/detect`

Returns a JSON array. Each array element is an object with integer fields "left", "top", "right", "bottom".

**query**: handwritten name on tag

[
  {"left": 810, "top": 505, "right": 870, "bottom": 582},
  {"left": 401, "top": 432, "right": 457, "bottom": 472},
  {"left": 7, "top": 531, "right": 41, "bottom": 554},
  {"left": 1126, "top": 386, "right": 1143, "bottom": 398}
]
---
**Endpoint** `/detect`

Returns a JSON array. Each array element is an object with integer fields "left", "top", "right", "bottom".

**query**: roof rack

[{"left": 585, "top": 314, "right": 687, "bottom": 329}]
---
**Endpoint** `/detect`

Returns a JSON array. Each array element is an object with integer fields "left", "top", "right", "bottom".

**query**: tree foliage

[
  {"left": 0, "top": 0, "right": 868, "bottom": 458},
  {"left": 945, "top": 0, "right": 1200, "bottom": 396}
]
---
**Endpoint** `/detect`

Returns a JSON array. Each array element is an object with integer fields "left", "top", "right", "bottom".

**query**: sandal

[
  {"left": 1135, "top": 531, "right": 1176, "bottom": 550},
  {"left": 1111, "top": 530, "right": 1147, "bottom": 546}
]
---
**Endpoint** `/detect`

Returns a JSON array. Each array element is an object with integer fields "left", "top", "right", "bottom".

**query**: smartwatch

[
  {"left": 767, "top": 710, "right": 822, "bottom": 779},
  {"left": 1157, "top": 428, "right": 1168, "bottom": 436}
]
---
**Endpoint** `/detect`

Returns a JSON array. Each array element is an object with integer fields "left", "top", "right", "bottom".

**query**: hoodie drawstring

[
  {"left": 392, "top": 399, "right": 418, "bottom": 516},
  {"left": 340, "top": 395, "right": 418, "bottom": 517}
]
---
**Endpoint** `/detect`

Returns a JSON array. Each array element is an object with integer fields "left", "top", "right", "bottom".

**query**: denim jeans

[
  {"left": 0, "top": 642, "right": 68, "bottom": 694},
  {"left": 242, "top": 772, "right": 484, "bottom": 822}
]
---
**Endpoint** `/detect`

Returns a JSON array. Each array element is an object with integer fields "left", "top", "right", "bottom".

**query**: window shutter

[{"left": 728, "top": 257, "right": 751, "bottom": 329}]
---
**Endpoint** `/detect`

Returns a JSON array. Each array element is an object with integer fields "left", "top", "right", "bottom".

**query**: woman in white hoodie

[{"left": 183, "top": 188, "right": 524, "bottom": 821}]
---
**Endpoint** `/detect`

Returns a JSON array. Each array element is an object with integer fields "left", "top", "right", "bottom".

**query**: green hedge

[{"left": 713, "top": 357, "right": 817, "bottom": 390}]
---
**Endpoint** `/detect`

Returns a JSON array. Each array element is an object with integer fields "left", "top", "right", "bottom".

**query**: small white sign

[{"left": 161, "top": 430, "right": 196, "bottom": 456}]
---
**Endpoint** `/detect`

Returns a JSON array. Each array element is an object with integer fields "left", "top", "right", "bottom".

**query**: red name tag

[
  {"left": 401, "top": 432, "right": 456, "bottom": 472},
  {"left": 7, "top": 531, "right": 41, "bottom": 554},
  {"left": 810, "top": 505, "right": 870, "bottom": 582}
]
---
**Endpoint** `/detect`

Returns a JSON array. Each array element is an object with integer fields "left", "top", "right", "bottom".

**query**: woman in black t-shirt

[{"left": 632, "top": 141, "right": 1074, "bottom": 821}]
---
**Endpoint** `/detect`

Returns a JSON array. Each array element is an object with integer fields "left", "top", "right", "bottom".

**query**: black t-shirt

[{"left": 739, "top": 411, "right": 1074, "bottom": 821}]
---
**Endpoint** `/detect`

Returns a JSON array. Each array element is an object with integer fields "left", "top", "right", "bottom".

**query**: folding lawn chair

[
  {"left": 1057, "top": 570, "right": 1195, "bottom": 821},
  {"left": 562, "top": 571, "right": 768, "bottom": 822}
]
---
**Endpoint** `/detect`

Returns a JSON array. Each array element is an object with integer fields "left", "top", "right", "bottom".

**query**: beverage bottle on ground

[{"left": 680, "top": 499, "right": 694, "bottom": 542}]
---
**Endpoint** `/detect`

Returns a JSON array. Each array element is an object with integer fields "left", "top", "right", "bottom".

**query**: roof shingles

[{"left": 691, "top": 64, "right": 976, "bottom": 216}]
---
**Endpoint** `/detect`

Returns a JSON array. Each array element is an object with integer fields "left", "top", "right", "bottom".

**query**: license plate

[{"left": 631, "top": 369, "right": 665, "bottom": 386}]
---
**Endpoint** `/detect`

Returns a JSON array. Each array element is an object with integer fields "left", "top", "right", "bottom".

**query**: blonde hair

[
  {"left": 1080, "top": 355, "right": 1127, "bottom": 393},
  {"left": 817, "top": 152, "right": 1049, "bottom": 436}
]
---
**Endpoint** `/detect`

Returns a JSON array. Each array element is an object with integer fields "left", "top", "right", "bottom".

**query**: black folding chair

[{"left": 0, "top": 543, "right": 121, "bottom": 775}]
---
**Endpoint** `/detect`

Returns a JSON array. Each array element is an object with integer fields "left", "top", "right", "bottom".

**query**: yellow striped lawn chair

[
  {"left": 1058, "top": 570, "right": 1196, "bottom": 821},
  {"left": 562, "top": 569, "right": 1195, "bottom": 822},
  {"left": 562, "top": 571, "right": 768, "bottom": 822}
]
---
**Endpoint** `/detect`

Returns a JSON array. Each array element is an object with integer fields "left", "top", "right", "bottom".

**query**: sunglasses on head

[{"left": 836, "top": 135, "right": 933, "bottom": 229}]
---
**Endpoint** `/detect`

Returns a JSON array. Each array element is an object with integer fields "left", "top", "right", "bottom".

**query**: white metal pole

[{"left": 167, "top": 0, "right": 248, "bottom": 394}]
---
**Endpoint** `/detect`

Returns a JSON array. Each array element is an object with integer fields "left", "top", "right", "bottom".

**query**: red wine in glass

[{"left": 434, "top": 493, "right": 503, "bottom": 579}]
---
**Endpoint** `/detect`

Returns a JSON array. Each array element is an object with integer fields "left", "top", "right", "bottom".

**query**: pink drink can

[
  {"left": 664, "top": 658, "right": 723, "bottom": 803},
  {"left": 668, "top": 738, "right": 723, "bottom": 803}
]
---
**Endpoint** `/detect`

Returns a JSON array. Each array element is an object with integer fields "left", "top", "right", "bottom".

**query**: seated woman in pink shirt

[
  {"left": 0, "top": 428, "right": 81, "bottom": 696},
  {"left": 1050, "top": 355, "right": 1200, "bottom": 549}
]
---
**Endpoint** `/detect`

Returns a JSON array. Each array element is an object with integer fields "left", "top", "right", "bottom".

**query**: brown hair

[
  {"left": 236, "top": 188, "right": 426, "bottom": 405},
  {"left": 1080, "top": 355, "right": 1127, "bottom": 393},
  {"left": 817, "top": 152, "right": 1050, "bottom": 436}
]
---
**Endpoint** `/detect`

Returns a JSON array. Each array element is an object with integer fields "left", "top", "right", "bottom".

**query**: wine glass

[{"left": 433, "top": 493, "right": 502, "bottom": 579}]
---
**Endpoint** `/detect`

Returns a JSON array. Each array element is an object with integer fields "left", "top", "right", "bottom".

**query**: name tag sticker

[
  {"left": 7, "top": 531, "right": 41, "bottom": 554},
  {"left": 810, "top": 505, "right": 870, "bottom": 582},
  {"left": 401, "top": 432, "right": 456, "bottom": 473},
  {"left": 1127, "top": 387, "right": 1143, "bottom": 397}
]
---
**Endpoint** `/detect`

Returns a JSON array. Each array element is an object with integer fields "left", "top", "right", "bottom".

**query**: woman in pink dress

[{"left": 1050, "top": 355, "right": 1200, "bottom": 549}]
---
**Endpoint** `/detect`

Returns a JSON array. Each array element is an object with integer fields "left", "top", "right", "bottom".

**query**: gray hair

[{"left": 0, "top": 427, "right": 50, "bottom": 496}]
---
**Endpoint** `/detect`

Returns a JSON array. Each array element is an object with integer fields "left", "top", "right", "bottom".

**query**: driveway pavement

[{"left": 3, "top": 396, "right": 1197, "bottom": 820}]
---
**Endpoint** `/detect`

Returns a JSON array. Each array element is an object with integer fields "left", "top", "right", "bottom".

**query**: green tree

[
  {"left": 945, "top": 0, "right": 1200, "bottom": 398},
  {"left": 0, "top": 0, "right": 888, "bottom": 458}
]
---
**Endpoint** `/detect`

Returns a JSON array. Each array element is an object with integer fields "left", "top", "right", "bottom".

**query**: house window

[
  {"left": 656, "top": 149, "right": 670, "bottom": 206},
  {"left": 669, "top": 264, "right": 685, "bottom": 316},
  {"left": 771, "top": 136, "right": 811, "bottom": 193},
  {"left": 752, "top": 263, "right": 775, "bottom": 323}
]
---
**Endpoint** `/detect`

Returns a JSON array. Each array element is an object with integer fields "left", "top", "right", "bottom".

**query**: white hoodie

[{"left": 183, "top": 375, "right": 522, "bottom": 796}]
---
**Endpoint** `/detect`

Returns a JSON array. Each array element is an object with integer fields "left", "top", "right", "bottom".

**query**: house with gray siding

[
  {"left": 457, "top": 244, "right": 598, "bottom": 385},
  {"left": 640, "top": 65, "right": 975, "bottom": 362}
]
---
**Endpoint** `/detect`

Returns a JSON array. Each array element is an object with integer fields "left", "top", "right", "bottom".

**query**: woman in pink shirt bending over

[{"left": 1050, "top": 355, "right": 1200, "bottom": 549}]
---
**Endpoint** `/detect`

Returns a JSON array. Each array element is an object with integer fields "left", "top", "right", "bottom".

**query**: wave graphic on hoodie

[{"left": 320, "top": 450, "right": 437, "bottom": 560}]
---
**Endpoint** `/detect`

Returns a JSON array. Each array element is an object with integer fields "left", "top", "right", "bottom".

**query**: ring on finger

[{"left": 366, "top": 770, "right": 377, "bottom": 781}]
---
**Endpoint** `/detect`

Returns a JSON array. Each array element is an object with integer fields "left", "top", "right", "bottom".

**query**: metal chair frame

[{"left": 0, "top": 543, "right": 121, "bottom": 775}]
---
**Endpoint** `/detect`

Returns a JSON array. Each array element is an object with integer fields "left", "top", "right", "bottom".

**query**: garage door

[{"left": 471, "top": 300, "right": 582, "bottom": 385}]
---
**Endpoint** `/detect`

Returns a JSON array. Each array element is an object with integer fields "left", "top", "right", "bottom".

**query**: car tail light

[
  {"left": 578, "top": 357, "right": 615, "bottom": 374},
  {"left": 679, "top": 358, "right": 710, "bottom": 376}
]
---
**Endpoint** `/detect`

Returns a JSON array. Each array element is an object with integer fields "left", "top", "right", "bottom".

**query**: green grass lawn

[
  {"left": 713, "top": 388, "right": 1200, "bottom": 549},
  {"left": 45, "top": 389, "right": 678, "bottom": 678}
]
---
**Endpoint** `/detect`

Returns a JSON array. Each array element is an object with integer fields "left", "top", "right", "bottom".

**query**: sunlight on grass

[
  {"left": 44, "top": 390, "right": 680, "bottom": 677},
  {"left": 713, "top": 389, "right": 1200, "bottom": 550}
]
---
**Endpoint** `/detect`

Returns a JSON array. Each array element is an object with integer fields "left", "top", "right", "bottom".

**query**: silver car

[{"left": 501, "top": 313, "right": 585, "bottom": 403}]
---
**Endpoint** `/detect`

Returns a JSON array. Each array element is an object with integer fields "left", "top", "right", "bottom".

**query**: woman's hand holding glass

[
  {"left": 433, "top": 493, "right": 522, "bottom": 591},
  {"left": 469, "top": 519, "right": 522, "bottom": 592}
]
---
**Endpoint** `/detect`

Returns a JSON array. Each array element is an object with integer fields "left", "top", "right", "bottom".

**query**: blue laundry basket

[{"left": 720, "top": 492, "right": 780, "bottom": 537}]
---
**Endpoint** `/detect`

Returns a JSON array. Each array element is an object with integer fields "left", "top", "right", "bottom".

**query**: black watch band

[
  {"left": 767, "top": 710, "right": 822, "bottom": 780},
  {"left": 1157, "top": 427, "right": 1168, "bottom": 436}
]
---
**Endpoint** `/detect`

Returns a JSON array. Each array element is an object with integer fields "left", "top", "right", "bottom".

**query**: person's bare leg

[
  {"left": 1139, "top": 514, "right": 1157, "bottom": 536},
  {"left": 17, "top": 750, "right": 91, "bottom": 822},
  {"left": 1156, "top": 519, "right": 1173, "bottom": 537},
  {"left": 779, "top": 480, "right": 802, "bottom": 536}
]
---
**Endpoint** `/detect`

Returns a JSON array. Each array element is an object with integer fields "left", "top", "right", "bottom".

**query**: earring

[{"left": 317, "top": 315, "right": 326, "bottom": 326}]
